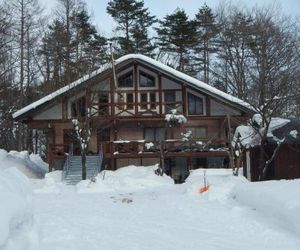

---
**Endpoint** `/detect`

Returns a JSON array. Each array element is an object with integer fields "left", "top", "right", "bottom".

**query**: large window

[
  {"left": 139, "top": 71, "right": 155, "bottom": 87},
  {"left": 186, "top": 127, "right": 207, "bottom": 139},
  {"left": 188, "top": 93, "right": 204, "bottom": 115},
  {"left": 118, "top": 72, "right": 133, "bottom": 87},
  {"left": 71, "top": 96, "right": 86, "bottom": 117},
  {"left": 144, "top": 127, "right": 165, "bottom": 142}
]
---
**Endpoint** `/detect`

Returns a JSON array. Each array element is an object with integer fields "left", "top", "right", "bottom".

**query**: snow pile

[
  {"left": 165, "top": 109, "right": 187, "bottom": 124},
  {"left": 184, "top": 169, "right": 245, "bottom": 200},
  {"left": 0, "top": 168, "right": 37, "bottom": 250},
  {"left": 0, "top": 149, "right": 48, "bottom": 178},
  {"left": 33, "top": 171, "right": 64, "bottom": 194},
  {"left": 77, "top": 165, "right": 173, "bottom": 193},
  {"left": 233, "top": 179, "right": 300, "bottom": 236}
]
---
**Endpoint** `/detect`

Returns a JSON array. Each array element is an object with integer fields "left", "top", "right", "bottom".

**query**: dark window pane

[
  {"left": 188, "top": 93, "right": 203, "bottom": 115},
  {"left": 150, "top": 92, "right": 156, "bottom": 109},
  {"left": 140, "top": 72, "right": 155, "bottom": 87},
  {"left": 155, "top": 128, "right": 165, "bottom": 141},
  {"left": 127, "top": 93, "right": 133, "bottom": 109},
  {"left": 118, "top": 72, "right": 133, "bottom": 87},
  {"left": 186, "top": 127, "right": 207, "bottom": 139},
  {"left": 164, "top": 91, "right": 176, "bottom": 111},
  {"left": 144, "top": 127, "right": 165, "bottom": 142},
  {"left": 71, "top": 96, "right": 86, "bottom": 117},
  {"left": 99, "top": 94, "right": 109, "bottom": 115},
  {"left": 144, "top": 128, "right": 155, "bottom": 141},
  {"left": 141, "top": 93, "right": 147, "bottom": 109}
]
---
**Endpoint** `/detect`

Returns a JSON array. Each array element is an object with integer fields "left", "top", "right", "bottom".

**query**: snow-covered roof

[
  {"left": 233, "top": 116, "right": 291, "bottom": 148},
  {"left": 13, "top": 54, "right": 254, "bottom": 120}
]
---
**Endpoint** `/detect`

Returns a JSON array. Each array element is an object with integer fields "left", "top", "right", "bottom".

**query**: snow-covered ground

[{"left": 1, "top": 159, "right": 300, "bottom": 250}]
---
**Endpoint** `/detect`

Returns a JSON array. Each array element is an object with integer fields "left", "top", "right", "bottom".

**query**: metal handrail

[{"left": 62, "top": 146, "right": 73, "bottom": 180}]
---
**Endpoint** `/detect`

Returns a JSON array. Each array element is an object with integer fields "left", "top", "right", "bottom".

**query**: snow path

[{"left": 32, "top": 174, "right": 300, "bottom": 250}]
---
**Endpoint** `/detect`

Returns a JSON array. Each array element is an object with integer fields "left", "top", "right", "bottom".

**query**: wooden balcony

[
  {"left": 101, "top": 139, "right": 229, "bottom": 159},
  {"left": 89, "top": 89, "right": 184, "bottom": 118}
]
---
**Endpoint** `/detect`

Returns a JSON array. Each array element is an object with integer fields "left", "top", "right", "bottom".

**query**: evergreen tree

[
  {"left": 155, "top": 9, "right": 197, "bottom": 73},
  {"left": 194, "top": 4, "right": 219, "bottom": 83},
  {"left": 39, "top": 2, "right": 107, "bottom": 92},
  {"left": 107, "top": 0, "right": 156, "bottom": 56}
]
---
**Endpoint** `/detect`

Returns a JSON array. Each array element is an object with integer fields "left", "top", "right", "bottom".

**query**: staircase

[{"left": 63, "top": 154, "right": 102, "bottom": 185}]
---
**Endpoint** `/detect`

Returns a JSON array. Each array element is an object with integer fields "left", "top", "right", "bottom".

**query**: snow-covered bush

[{"left": 165, "top": 109, "right": 187, "bottom": 124}]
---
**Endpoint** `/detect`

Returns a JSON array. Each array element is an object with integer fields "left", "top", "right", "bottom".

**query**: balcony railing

[
  {"left": 101, "top": 139, "right": 228, "bottom": 157},
  {"left": 89, "top": 90, "right": 183, "bottom": 118}
]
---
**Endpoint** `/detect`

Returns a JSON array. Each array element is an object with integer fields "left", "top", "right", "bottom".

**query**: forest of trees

[{"left": 0, "top": 0, "right": 300, "bottom": 152}]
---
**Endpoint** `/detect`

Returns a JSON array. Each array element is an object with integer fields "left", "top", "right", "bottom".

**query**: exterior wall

[
  {"left": 33, "top": 103, "right": 63, "bottom": 120},
  {"left": 211, "top": 99, "right": 241, "bottom": 116},
  {"left": 117, "top": 123, "right": 144, "bottom": 141},
  {"left": 161, "top": 77, "right": 181, "bottom": 90}
]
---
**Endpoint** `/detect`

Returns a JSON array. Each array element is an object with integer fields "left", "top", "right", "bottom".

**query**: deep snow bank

[
  {"left": 0, "top": 149, "right": 48, "bottom": 178},
  {"left": 0, "top": 168, "right": 37, "bottom": 250},
  {"left": 233, "top": 179, "right": 300, "bottom": 236},
  {"left": 77, "top": 165, "right": 174, "bottom": 193}
]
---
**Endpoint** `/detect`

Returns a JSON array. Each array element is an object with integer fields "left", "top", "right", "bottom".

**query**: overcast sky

[{"left": 43, "top": 0, "right": 300, "bottom": 36}]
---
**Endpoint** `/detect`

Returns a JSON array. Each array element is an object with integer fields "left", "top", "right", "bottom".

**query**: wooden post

[{"left": 227, "top": 114, "right": 235, "bottom": 175}]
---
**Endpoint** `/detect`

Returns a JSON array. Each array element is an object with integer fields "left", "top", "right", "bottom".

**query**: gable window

[
  {"left": 186, "top": 127, "right": 207, "bottom": 139},
  {"left": 144, "top": 127, "right": 165, "bottom": 142},
  {"left": 118, "top": 72, "right": 133, "bottom": 88},
  {"left": 71, "top": 96, "right": 86, "bottom": 117},
  {"left": 164, "top": 91, "right": 176, "bottom": 112},
  {"left": 139, "top": 71, "right": 155, "bottom": 87},
  {"left": 188, "top": 93, "right": 204, "bottom": 115}
]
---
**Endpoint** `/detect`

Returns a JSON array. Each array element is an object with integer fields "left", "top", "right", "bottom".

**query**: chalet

[{"left": 13, "top": 54, "right": 254, "bottom": 183}]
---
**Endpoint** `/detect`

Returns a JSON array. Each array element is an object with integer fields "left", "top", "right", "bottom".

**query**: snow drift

[
  {"left": 77, "top": 165, "right": 174, "bottom": 193},
  {"left": 0, "top": 168, "right": 37, "bottom": 250},
  {"left": 233, "top": 179, "right": 300, "bottom": 237},
  {"left": 0, "top": 149, "right": 48, "bottom": 178}
]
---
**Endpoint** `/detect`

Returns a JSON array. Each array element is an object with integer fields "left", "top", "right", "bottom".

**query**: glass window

[
  {"left": 71, "top": 96, "right": 86, "bottom": 117},
  {"left": 144, "top": 127, "right": 165, "bottom": 142},
  {"left": 98, "top": 94, "right": 109, "bottom": 115},
  {"left": 186, "top": 127, "right": 207, "bottom": 139},
  {"left": 150, "top": 92, "right": 156, "bottom": 109},
  {"left": 139, "top": 72, "right": 155, "bottom": 87},
  {"left": 126, "top": 93, "right": 134, "bottom": 110},
  {"left": 140, "top": 93, "right": 148, "bottom": 109},
  {"left": 118, "top": 72, "right": 133, "bottom": 87},
  {"left": 188, "top": 93, "right": 203, "bottom": 115},
  {"left": 164, "top": 91, "right": 176, "bottom": 112}
]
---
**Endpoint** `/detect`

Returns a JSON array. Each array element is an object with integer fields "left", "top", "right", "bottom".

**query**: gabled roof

[{"left": 13, "top": 54, "right": 254, "bottom": 120}]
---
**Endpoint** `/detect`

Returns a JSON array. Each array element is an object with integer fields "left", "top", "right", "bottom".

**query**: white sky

[{"left": 42, "top": 0, "right": 300, "bottom": 36}]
